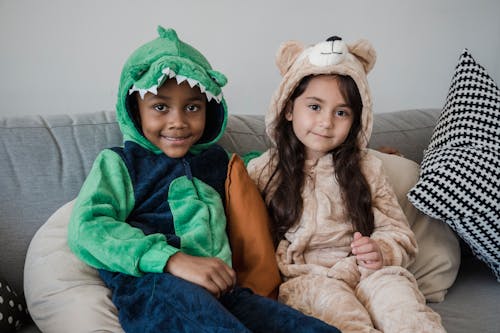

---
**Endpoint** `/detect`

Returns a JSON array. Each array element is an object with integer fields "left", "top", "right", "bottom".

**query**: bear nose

[{"left": 326, "top": 36, "right": 342, "bottom": 42}]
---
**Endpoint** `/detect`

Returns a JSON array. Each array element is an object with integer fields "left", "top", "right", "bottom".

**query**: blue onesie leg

[
  {"left": 99, "top": 270, "right": 251, "bottom": 333},
  {"left": 221, "top": 287, "right": 341, "bottom": 333}
]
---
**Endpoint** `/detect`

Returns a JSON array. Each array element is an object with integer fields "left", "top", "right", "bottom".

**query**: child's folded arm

[{"left": 68, "top": 149, "right": 180, "bottom": 276}]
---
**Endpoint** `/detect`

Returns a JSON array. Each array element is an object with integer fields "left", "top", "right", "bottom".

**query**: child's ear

[
  {"left": 348, "top": 39, "right": 377, "bottom": 74},
  {"left": 207, "top": 70, "right": 228, "bottom": 87},
  {"left": 276, "top": 41, "right": 304, "bottom": 76}
]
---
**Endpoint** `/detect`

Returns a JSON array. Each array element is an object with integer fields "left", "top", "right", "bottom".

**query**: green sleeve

[
  {"left": 67, "top": 149, "right": 179, "bottom": 276},
  {"left": 241, "top": 151, "right": 263, "bottom": 166},
  {"left": 223, "top": 149, "right": 263, "bottom": 167}
]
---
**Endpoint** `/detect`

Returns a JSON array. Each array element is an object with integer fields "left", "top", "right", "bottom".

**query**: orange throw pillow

[{"left": 225, "top": 154, "right": 281, "bottom": 298}]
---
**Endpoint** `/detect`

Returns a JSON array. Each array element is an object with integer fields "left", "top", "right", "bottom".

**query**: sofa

[{"left": 0, "top": 108, "right": 498, "bottom": 332}]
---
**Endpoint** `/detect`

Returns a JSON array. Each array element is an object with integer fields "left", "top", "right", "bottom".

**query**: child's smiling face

[
  {"left": 286, "top": 75, "right": 354, "bottom": 161},
  {"left": 136, "top": 78, "right": 206, "bottom": 158}
]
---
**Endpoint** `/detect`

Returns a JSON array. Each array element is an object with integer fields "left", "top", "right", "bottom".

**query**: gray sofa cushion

[
  {"left": 0, "top": 112, "right": 121, "bottom": 293},
  {"left": 369, "top": 108, "right": 440, "bottom": 164},
  {"left": 429, "top": 256, "right": 500, "bottom": 333}
]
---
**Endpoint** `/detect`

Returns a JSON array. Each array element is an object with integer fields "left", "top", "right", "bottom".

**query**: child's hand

[
  {"left": 164, "top": 252, "right": 236, "bottom": 298},
  {"left": 350, "top": 232, "right": 383, "bottom": 270}
]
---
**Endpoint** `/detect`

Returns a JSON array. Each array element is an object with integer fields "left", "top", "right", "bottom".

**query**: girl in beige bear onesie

[{"left": 247, "top": 36, "right": 446, "bottom": 333}]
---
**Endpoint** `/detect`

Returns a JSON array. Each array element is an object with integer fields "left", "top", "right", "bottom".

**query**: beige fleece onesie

[{"left": 248, "top": 150, "right": 445, "bottom": 333}]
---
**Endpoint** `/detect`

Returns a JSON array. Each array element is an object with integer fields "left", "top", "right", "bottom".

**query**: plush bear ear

[
  {"left": 348, "top": 39, "right": 377, "bottom": 74},
  {"left": 276, "top": 41, "right": 304, "bottom": 76}
]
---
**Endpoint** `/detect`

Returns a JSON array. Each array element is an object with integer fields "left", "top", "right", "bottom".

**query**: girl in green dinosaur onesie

[{"left": 68, "top": 26, "right": 340, "bottom": 333}]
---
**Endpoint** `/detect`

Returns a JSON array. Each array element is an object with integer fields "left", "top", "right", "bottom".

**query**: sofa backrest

[
  {"left": 0, "top": 111, "right": 121, "bottom": 292},
  {"left": 369, "top": 108, "right": 440, "bottom": 162},
  {"left": 0, "top": 108, "right": 440, "bottom": 293}
]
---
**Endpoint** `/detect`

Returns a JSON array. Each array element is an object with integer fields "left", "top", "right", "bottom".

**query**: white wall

[{"left": 1, "top": 0, "right": 499, "bottom": 117}]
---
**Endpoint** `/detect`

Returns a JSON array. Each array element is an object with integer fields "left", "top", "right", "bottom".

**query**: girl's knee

[{"left": 358, "top": 266, "right": 417, "bottom": 289}]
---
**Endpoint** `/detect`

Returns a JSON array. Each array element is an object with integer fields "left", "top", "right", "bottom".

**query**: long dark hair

[{"left": 264, "top": 74, "right": 374, "bottom": 245}]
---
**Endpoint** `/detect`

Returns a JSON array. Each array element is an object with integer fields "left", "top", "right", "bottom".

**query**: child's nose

[
  {"left": 167, "top": 109, "right": 187, "bottom": 128},
  {"left": 319, "top": 112, "right": 334, "bottom": 128}
]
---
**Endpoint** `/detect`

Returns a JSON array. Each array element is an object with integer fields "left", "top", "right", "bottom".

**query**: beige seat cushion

[
  {"left": 24, "top": 200, "right": 124, "bottom": 333},
  {"left": 370, "top": 149, "right": 460, "bottom": 302}
]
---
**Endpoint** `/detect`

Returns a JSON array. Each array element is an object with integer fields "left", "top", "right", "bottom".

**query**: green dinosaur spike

[{"left": 157, "top": 26, "right": 179, "bottom": 42}]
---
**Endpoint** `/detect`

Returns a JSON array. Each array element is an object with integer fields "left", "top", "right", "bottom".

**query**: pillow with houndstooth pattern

[{"left": 407, "top": 49, "right": 500, "bottom": 281}]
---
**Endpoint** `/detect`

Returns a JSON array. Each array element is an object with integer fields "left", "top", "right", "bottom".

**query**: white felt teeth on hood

[
  {"left": 205, "top": 91, "right": 215, "bottom": 102},
  {"left": 129, "top": 85, "right": 149, "bottom": 99},
  {"left": 162, "top": 67, "right": 176, "bottom": 79},
  {"left": 157, "top": 74, "right": 165, "bottom": 85},
  {"left": 129, "top": 85, "right": 158, "bottom": 99},
  {"left": 187, "top": 78, "right": 198, "bottom": 88},
  {"left": 175, "top": 75, "right": 187, "bottom": 85},
  {"left": 129, "top": 70, "right": 222, "bottom": 103},
  {"left": 129, "top": 85, "right": 138, "bottom": 96},
  {"left": 147, "top": 86, "right": 158, "bottom": 95}
]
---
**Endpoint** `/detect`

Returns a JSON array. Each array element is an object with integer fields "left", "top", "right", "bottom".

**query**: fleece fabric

[
  {"left": 247, "top": 36, "right": 445, "bottom": 332},
  {"left": 68, "top": 26, "right": 231, "bottom": 276}
]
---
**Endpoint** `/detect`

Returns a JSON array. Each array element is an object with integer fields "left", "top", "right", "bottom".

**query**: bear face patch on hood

[
  {"left": 116, "top": 26, "right": 228, "bottom": 154},
  {"left": 266, "top": 36, "right": 376, "bottom": 149}
]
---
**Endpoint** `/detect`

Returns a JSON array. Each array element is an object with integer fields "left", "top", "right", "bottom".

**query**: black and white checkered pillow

[{"left": 408, "top": 49, "right": 500, "bottom": 281}]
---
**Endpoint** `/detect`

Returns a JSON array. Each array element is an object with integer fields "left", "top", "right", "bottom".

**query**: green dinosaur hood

[{"left": 116, "top": 26, "right": 228, "bottom": 154}]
